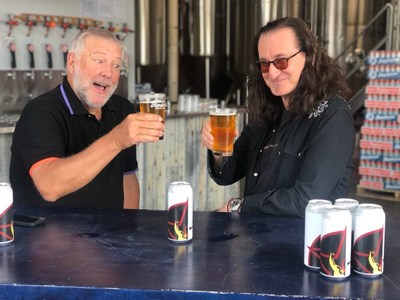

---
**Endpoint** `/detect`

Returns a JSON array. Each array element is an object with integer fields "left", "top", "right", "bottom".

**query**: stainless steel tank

[
  {"left": 189, "top": 0, "right": 216, "bottom": 56},
  {"left": 311, "top": 0, "right": 390, "bottom": 64},
  {"left": 229, "top": 0, "right": 304, "bottom": 75},
  {"left": 132, "top": 0, "right": 393, "bottom": 103},
  {"left": 182, "top": 0, "right": 227, "bottom": 56},
  {"left": 135, "top": 0, "right": 167, "bottom": 65},
  {"left": 133, "top": 0, "right": 391, "bottom": 67}
]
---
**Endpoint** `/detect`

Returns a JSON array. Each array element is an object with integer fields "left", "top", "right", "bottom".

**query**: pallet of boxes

[{"left": 357, "top": 50, "right": 400, "bottom": 201}]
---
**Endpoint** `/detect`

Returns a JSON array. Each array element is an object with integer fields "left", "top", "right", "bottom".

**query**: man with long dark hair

[{"left": 202, "top": 17, "right": 355, "bottom": 216}]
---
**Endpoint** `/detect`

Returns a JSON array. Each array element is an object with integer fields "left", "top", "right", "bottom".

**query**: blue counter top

[{"left": 1, "top": 204, "right": 399, "bottom": 299}]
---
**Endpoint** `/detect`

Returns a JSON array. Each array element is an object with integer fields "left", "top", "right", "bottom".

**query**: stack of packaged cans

[
  {"left": 359, "top": 50, "right": 400, "bottom": 192},
  {"left": 304, "top": 198, "right": 385, "bottom": 279}
]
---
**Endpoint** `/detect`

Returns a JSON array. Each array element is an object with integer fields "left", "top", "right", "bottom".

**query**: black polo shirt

[{"left": 10, "top": 78, "right": 138, "bottom": 209}]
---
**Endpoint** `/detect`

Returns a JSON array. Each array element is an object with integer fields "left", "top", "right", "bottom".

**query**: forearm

[
  {"left": 123, "top": 173, "right": 140, "bottom": 209},
  {"left": 208, "top": 150, "right": 226, "bottom": 169},
  {"left": 31, "top": 131, "right": 121, "bottom": 201},
  {"left": 207, "top": 151, "right": 230, "bottom": 184},
  {"left": 207, "top": 149, "right": 247, "bottom": 186}
]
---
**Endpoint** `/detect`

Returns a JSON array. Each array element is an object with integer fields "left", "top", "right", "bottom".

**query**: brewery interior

[{"left": 1, "top": 0, "right": 400, "bottom": 211}]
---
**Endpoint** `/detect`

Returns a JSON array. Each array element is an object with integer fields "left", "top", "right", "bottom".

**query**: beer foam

[{"left": 209, "top": 108, "right": 237, "bottom": 116}]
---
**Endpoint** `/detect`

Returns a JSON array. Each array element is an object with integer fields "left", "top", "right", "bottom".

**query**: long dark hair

[{"left": 247, "top": 17, "right": 350, "bottom": 126}]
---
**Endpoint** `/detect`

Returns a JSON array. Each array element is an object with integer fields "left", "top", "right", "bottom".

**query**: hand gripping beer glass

[
  {"left": 209, "top": 108, "right": 237, "bottom": 156},
  {"left": 139, "top": 92, "right": 167, "bottom": 140}
]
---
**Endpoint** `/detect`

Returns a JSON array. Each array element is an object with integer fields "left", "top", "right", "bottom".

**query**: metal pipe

[
  {"left": 205, "top": 57, "right": 210, "bottom": 99},
  {"left": 385, "top": 2, "right": 393, "bottom": 50},
  {"left": 396, "top": 0, "right": 400, "bottom": 50},
  {"left": 137, "top": 0, "right": 150, "bottom": 65},
  {"left": 309, "top": 0, "right": 319, "bottom": 35},
  {"left": 128, "top": 1, "right": 136, "bottom": 102},
  {"left": 226, "top": 0, "right": 231, "bottom": 72},
  {"left": 168, "top": 0, "right": 179, "bottom": 102}
]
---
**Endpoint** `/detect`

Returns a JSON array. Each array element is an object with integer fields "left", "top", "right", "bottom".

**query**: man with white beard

[{"left": 10, "top": 28, "right": 164, "bottom": 209}]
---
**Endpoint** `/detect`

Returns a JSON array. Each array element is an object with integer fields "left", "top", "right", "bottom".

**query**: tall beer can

[
  {"left": 334, "top": 198, "right": 359, "bottom": 228},
  {"left": 320, "top": 206, "right": 352, "bottom": 279},
  {"left": 334, "top": 198, "right": 359, "bottom": 247},
  {"left": 167, "top": 182, "right": 193, "bottom": 243},
  {"left": 304, "top": 199, "right": 332, "bottom": 269},
  {"left": 353, "top": 203, "right": 385, "bottom": 277},
  {"left": 334, "top": 198, "right": 359, "bottom": 213},
  {"left": 0, "top": 183, "right": 14, "bottom": 245}
]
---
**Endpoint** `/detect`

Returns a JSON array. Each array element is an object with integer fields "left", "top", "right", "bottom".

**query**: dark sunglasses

[{"left": 256, "top": 50, "right": 303, "bottom": 73}]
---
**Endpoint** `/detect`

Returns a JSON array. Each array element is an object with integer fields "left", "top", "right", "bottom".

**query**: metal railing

[{"left": 334, "top": 3, "right": 396, "bottom": 114}]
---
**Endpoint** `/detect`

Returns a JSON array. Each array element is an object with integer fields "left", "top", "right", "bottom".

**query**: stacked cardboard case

[{"left": 358, "top": 50, "right": 400, "bottom": 193}]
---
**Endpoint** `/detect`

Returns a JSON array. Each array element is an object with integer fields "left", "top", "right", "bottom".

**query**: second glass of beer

[
  {"left": 209, "top": 108, "right": 237, "bottom": 156},
  {"left": 139, "top": 93, "right": 167, "bottom": 140}
]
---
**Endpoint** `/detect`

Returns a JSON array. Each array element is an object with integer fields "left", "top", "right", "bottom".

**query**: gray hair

[{"left": 68, "top": 27, "right": 125, "bottom": 60}]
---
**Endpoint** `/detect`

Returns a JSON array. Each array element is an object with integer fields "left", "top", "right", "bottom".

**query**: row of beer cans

[
  {"left": 367, "top": 50, "right": 400, "bottom": 66},
  {"left": 304, "top": 198, "right": 385, "bottom": 279}
]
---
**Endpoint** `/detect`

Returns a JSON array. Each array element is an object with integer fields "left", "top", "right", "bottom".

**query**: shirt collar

[{"left": 60, "top": 77, "right": 116, "bottom": 116}]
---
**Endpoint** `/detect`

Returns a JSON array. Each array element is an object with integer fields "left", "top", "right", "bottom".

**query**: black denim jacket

[{"left": 208, "top": 95, "right": 355, "bottom": 217}]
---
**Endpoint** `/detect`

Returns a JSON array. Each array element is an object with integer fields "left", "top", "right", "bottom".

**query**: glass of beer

[
  {"left": 209, "top": 108, "right": 237, "bottom": 156},
  {"left": 139, "top": 92, "right": 167, "bottom": 139}
]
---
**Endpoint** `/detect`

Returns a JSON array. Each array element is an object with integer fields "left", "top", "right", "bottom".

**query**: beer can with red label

[
  {"left": 353, "top": 203, "right": 385, "bottom": 277},
  {"left": 0, "top": 182, "right": 14, "bottom": 245},
  {"left": 304, "top": 199, "right": 332, "bottom": 269},
  {"left": 167, "top": 182, "right": 193, "bottom": 243},
  {"left": 320, "top": 205, "right": 352, "bottom": 279}
]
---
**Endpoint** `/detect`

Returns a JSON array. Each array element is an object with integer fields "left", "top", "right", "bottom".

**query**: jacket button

[{"left": 254, "top": 173, "right": 258, "bottom": 177}]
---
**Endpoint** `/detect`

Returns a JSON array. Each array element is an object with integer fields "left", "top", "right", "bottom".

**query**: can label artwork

[
  {"left": 304, "top": 199, "right": 332, "bottom": 269},
  {"left": 334, "top": 198, "right": 359, "bottom": 229},
  {"left": 0, "top": 183, "right": 14, "bottom": 245},
  {"left": 320, "top": 206, "right": 352, "bottom": 279},
  {"left": 353, "top": 203, "right": 385, "bottom": 277},
  {"left": 167, "top": 182, "right": 193, "bottom": 243},
  {"left": 334, "top": 198, "right": 359, "bottom": 250}
]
